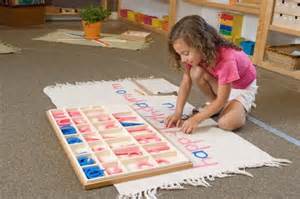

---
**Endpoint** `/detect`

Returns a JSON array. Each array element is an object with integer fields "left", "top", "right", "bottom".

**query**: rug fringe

[
  {"left": 161, "top": 182, "right": 185, "bottom": 190},
  {"left": 241, "top": 158, "right": 292, "bottom": 169},
  {"left": 183, "top": 177, "right": 210, "bottom": 187},
  {"left": 274, "top": 158, "right": 292, "bottom": 165},
  {"left": 144, "top": 188, "right": 158, "bottom": 199},
  {"left": 117, "top": 158, "right": 291, "bottom": 199},
  {"left": 117, "top": 171, "right": 238, "bottom": 199}
]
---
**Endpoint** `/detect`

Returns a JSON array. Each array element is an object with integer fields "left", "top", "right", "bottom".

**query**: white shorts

[{"left": 228, "top": 80, "right": 258, "bottom": 112}]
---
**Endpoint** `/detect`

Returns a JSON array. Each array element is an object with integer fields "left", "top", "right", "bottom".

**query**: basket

[{"left": 266, "top": 44, "right": 300, "bottom": 70}]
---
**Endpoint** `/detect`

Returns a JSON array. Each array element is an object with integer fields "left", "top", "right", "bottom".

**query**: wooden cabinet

[{"left": 0, "top": 4, "right": 45, "bottom": 26}]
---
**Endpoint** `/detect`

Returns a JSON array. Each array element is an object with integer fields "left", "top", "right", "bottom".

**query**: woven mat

[
  {"left": 0, "top": 41, "right": 20, "bottom": 54},
  {"left": 33, "top": 29, "right": 150, "bottom": 50}
]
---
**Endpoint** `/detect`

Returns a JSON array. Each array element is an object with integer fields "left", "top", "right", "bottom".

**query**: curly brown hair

[{"left": 168, "top": 15, "right": 241, "bottom": 70}]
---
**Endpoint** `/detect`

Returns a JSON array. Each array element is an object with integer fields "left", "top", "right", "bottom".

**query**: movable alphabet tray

[{"left": 46, "top": 105, "right": 192, "bottom": 189}]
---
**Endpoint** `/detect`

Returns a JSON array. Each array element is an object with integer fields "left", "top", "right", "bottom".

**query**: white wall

[{"left": 176, "top": 0, "right": 203, "bottom": 20}]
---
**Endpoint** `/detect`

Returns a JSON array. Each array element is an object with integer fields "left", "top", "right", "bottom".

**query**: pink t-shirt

[{"left": 187, "top": 47, "right": 256, "bottom": 89}]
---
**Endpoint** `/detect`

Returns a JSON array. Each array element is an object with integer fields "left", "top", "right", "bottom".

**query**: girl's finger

[
  {"left": 181, "top": 123, "right": 187, "bottom": 133},
  {"left": 166, "top": 118, "right": 171, "bottom": 128},
  {"left": 184, "top": 126, "right": 191, "bottom": 134},
  {"left": 167, "top": 118, "right": 174, "bottom": 128},
  {"left": 165, "top": 116, "right": 173, "bottom": 126},
  {"left": 187, "top": 127, "right": 193, "bottom": 134},
  {"left": 176, "top": 119, "right": 181, "bottom": 127},
  {"left": 164, "top": 117, "right": 169, "bottom": 125}
]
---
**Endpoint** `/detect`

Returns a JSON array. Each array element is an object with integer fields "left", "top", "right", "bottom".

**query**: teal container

[{"left": 240, "top": 41, "right": 255, "bottom": 56}]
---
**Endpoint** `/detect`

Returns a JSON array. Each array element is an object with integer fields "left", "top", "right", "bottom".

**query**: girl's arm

[
  {"left": 165, "top": 70, "right": 192, "bottom": 128},
  {"left": 182, "top": 83, "right": 231, "bottom": 133},
  {"left": 174, "top": 70, "right": 192, "bottom": 115}
]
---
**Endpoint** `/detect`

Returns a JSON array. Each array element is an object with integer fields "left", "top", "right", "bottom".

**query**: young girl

[{"left": 165, "top": 15, "right": 257, "bottom": 134}]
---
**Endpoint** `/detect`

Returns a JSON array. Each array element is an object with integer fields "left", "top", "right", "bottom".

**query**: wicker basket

[{"left": 266, "top": 44, "right": 300, "bottom": 70}]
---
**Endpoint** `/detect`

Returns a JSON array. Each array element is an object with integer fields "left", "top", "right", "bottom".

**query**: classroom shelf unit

[{"left": 253, "top": 0, "right": 300, "bottom": 80}]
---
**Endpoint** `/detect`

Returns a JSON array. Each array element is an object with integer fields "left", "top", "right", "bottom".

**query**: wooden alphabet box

[{"left": 46, "top": 105, "right": 192, "bottom": 189}]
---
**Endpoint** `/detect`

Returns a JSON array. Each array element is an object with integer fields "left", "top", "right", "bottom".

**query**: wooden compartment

[
  {"left": 266, "top": 44, "right": 300, "bottom": 70},
  {"left": 272, "top": 13, "right": 300, "bottom": 30},
  {"left": 274, "top": 0, "right": 300, "bottom": 16}
]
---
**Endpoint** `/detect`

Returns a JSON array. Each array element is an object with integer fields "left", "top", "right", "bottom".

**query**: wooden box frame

[{"left": 46, "top": 106, "right": 192, "bottom": 189}]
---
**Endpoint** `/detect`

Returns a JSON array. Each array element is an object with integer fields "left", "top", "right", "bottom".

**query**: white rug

[{"left": 44, "top": 78, "right": 290, "bottom": 198}]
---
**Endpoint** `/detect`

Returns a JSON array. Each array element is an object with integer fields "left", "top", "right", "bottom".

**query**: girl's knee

[
  {"left": 190, "top": 66, "right": 204, "bottom": 81},
  {"left": 218, "top": 118, "right": 233, "bottom": 131},
  {"left": 190, "top": 67, "right": 208, "bottom": 87},
  {"left": 198, "top": 78, "right": 207, "bottom": 87},
  {"left": 203, "top": 72, "right": 212, "bottom": 81},
  {"left": 218, "top": 116, "right": 246, "bottom": 131}
]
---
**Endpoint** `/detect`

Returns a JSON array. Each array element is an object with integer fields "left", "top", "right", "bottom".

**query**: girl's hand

[
  {"left": 165, "top": 113, "right": 182, "bottom": 128},
  {"left": 181, "top": 117, "right": 199, "bottom": 134}
]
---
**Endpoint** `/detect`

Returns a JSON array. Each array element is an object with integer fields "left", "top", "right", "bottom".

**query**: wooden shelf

[
  {"left": 120, "top": 17, "right": 168, "bottom": 35},
  {"left": 185, "top": 0, "right": 260, "bottom": 15},
  {"left": 254, "top": 0, "right": 300, "bottom": 80},
  {"left": 269, "top": 25, "right": 300, "bottom": 37},
  {"left": 259, "top": 60, "right": 300, "bottom": 80}
]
